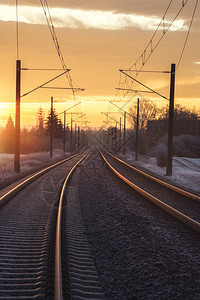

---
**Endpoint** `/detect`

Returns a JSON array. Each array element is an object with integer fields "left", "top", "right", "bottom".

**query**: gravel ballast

[{"left": 78, "top": 151, "right": 200, "bottom": 300}]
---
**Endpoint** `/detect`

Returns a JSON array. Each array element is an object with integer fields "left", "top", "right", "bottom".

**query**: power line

[
  {"left": 40, "top": 0, "right": 83, "bottom": 98},
  {"left": 128, "top": 0, "right": 174, "bottom": 73},
  {"left": 128, "top": 0, "right": 190, "bottom": 75},
  {"left": 176, "top": 0, "right": 199, "bottom": 69},
  {"left": 40, "top": 0, "right": 73, "bottom": 86},
  {"left": 116, "top": 0, "right": 192, "bottom": 102}
]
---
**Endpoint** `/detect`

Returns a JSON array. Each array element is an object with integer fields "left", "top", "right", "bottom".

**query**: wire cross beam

[
  {"left": 110, "top": 101, "right": 137, "bottom": 120},
  {"left": 21, "top": 68, "right": 67, "bottom": 71},
  {"left": 116, "top": 88, "right": 154, "bottom": 94},
  {"left": 119, "top": 70, "right": 169, "bottom": 101},
  {"left": 57, "top": 102, "right": 82, "bottom": 116},
  {"left": 120, "top": 70, "right": 170, "bottom": 74},
  {"left": 65, "top": 112, "right": 82, "bottom": 115},
  {"left": 102, "top": 111, "right": 124, "bottom": 114},
  {"left": 41, "top": 87, "right": 85, "bottom": 91},
  {"left": 66, "top": 114, "right": 85, "bottom": 126},
  {"left": 21, "top": 69, "right": 70, "bottom": 97},
  {"left": 103, "top": 120, "right": 115, "bottom": 127},
  {"left": 101, "top": 112, "right": 124, "bottom": 127},
  {"left": 78, "top": 121, "right": 91, "bottom": 126}
]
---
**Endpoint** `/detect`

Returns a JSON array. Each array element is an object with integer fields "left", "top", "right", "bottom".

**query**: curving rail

[
  {"left": 0, "top": 153, "right": 80, "bottom": 209},
  {"left": 0, "top": 152, "right": 86, "bottom": 299},
  {"left": 55, "top": 152, "right": 89, "bottom": 300},
  {"left": 100, "top": 151, "right": 200, "bottom": 233},
  {"left": 105, "top": 151, "right": 200, "bottom": 202}
]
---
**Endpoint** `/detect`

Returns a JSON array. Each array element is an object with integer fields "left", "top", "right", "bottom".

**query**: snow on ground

[
  {"left": 0, "top": 149, "right": 66, "bottom": 180},
  {"left": 121, "top": 151, "right": 200, "bottom": 196},
  {"left": 0, "top": 149, "right": 199, "bottom": 196}
]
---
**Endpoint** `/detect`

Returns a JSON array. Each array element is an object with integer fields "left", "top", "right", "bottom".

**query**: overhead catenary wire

[
  {"left": 40, "top": 0, "right": 83, "bottom": 99},
  {"left": 116, "top": 0, "right": 192, "bottom": 102},
  {"left": 40, "top": 0, "right": 73, "bottom": 91},
  {"left": 13, "top": 0, "right": 88, "bottom": 130},
  {"left": 176, "top": 0, "right": 199, "bottom": 69},
  {"left": 130, "top": 0, "right": 173, "bottom": 68},
  {"left": 128, "top": 0, "right": 190, "bottom": 75}
]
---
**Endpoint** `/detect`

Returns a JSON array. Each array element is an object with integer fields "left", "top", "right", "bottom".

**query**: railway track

[
  {"left": 173, "top": 157, "right": 200, "bottom": 171},
  {"left": 1, "top": 149, "right": 199, "bottom": 298},
  {"left": 78, "top": 150, "right": 200, "bottom": 299},
  {"left": 100, "top": 151, "right": 200, "bottom": 233},
  {"left": 0, "top": 151, "right": 104, "bottom": 299},
  {"left": 0, "top": 153, "right": 80, "bottom": 208}
]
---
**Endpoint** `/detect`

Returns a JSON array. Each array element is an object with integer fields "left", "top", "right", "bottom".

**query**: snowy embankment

[
  {"left": 121, "top": 152, "right": 200, "bottom": 196},
  {"left": 0, "top": 149, "right": 67, "bottom": 190}
]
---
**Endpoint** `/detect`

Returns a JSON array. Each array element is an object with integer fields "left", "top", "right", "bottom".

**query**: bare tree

[{"left": 128, "top": 99, "right": 158, "bottom": 130}]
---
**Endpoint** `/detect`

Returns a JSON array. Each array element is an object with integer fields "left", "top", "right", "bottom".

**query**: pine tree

[
  {"left": 36, "top": 107, "right": 45, "bottom": 135},
  {"left": 5, "top": 116, "right": 15, "bottom": 153},
  {"left": 45, "top": 109, "right": 63, "bottom": 138}
]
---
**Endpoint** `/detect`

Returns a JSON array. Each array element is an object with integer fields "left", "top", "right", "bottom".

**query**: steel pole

[
  {"left": 119, "top": 117, "right": 122, "bottom": 152},
  {"left": 78, "top": 127, "right": 80, "bottom": 152},
  {"left": 123, "top": 112, "right": 126, "bottom": 154},
  {"left": 14, "top": 60, "right": 21, "bottom": 173},
  {"left": 50, "top": 97, "right": 53, "bottom": 159},
  {"left": 135, "top": 98, "right": 140, "bottom": 161},
  {"left": 75, "top": 124, "right": 77, "bottom": 152},
  {"left": 166, "top": 64, "right": 176, "bottom": 176},
  {"left": 70, "top": 117, "right": 73, "bottom": 153},
  {"left": 63, "top": 111, "right": 66, "bottom": 153}
]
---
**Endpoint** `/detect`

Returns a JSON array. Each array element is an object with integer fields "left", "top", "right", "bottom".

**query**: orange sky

[{"left": 0, "top": 0, "right": 199, "bottom": 129}]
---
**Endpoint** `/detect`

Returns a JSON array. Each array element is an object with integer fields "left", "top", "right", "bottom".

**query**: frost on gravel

[{"left": 79, "top": 152, "right": 200, "bottom": 300}]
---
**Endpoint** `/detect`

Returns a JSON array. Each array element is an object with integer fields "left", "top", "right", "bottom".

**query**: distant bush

[
  {"left": 174, "top": 135, "right": 200, "bottom": 158},
  {"left": 153, "top": 143, "right": 167, "bottom": 167},
  {"left": 152, "top": 135, "right": 200, "bottom": 167}
]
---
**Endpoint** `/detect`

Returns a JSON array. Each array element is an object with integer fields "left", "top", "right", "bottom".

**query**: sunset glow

[
  {"left": 0, "top": 4, "right": 199, "bottom": 299},
  {"left": 0, "top": 0, "right": 199, "bottom": 129},
  {"left": 0, "top": 4, "right": 187, "bottom": 31}
]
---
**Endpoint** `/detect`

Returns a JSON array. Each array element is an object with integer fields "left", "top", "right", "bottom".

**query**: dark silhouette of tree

[
  {"left": 129, "top": 99, "right": 158, "bottom": 130},
  {"left": 159, "top": 104, "right": 198, "bottom": 121},
  {"left": 4, "top": 116, "right": 15, "bottom": 153},
  {"left": 6, "top": 116, "right": 14, "bottom": 131},
  {"left": 36, "top": 107, "right": 45, "bottom": 135},
  {"left": 147, "top": 104, "right": 199, "bottom": 149},
  {"left": 45, "top": 109, "right": 63, "bottom": 138},
  {"left": 127, "top": 100, "right": 159, "bottom": 154},
  {"left": 148, "top": 104, "right": 199, "bottom": 138}
]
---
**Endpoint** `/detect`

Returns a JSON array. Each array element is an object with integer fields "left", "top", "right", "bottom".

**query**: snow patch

[
  {"left": 121, "top": 153, "right": 200, "bottom": 196},
  {"left": 0, "top": 149, "right": 65, "bottom": 180}
]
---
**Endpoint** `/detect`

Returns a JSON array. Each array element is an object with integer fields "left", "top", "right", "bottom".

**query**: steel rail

[
  {"left": 0, "top": 153, "right": 81, "bottom": 209},
  {"left": 55, "top": 152, "right": 89, "bottom": 300},
  {"left": 104, "top": 151, "right": 200, "bottom": 203},
  {"left": 100, "top": 152, "right": 200, "bottom": 234}
]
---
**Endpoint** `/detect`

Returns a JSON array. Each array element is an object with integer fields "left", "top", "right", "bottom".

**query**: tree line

[
  {"left": 127, "top": 101, "right": 200, "bottom": 161},
  {"left": 104, "top": 101, "right": 199, "bottom": 162},
  {"left": 0, "top": 107, "right": 68, "bottom": 154}
]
